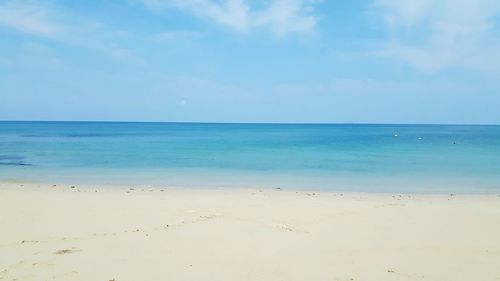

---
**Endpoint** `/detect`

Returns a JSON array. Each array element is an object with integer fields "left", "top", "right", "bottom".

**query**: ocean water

[{"left": 1, "top": 121, "right": 500, "bottom": 193}]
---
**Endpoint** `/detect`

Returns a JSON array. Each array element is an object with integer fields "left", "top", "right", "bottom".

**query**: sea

[{"left": 1, "top": 121, "right": 499, "bottom": 193}]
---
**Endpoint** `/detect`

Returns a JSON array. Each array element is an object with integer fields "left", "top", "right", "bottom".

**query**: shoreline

[{"left": 2, "top": 179, "right": 500, "bottom": 196}]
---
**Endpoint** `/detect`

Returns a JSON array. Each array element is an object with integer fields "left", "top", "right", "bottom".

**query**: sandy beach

[{"left": 0, "top": 182, "right": 499, "bottom": 281}]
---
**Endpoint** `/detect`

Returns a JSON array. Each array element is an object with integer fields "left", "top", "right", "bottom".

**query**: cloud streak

[
  {"left": 0, "top": 1, "right": 64, "bottom": 40},
  {"left": 0, "top": 1, "right": 146, "bottom": 65},
  {"left": 143, "top": 0, "right": 320, "bottom": 36},
  {"left": 373, "top": 0, "right": 500, "bottom": 73}
]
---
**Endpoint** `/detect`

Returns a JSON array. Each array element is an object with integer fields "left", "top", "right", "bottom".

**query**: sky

[{"left": 1, "top": 0, "right": 500, "bottom": 124}]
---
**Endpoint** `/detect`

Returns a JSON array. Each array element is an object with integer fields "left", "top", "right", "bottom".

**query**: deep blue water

[{"left": 1, "top": 121, "right": 500, "bottom": 193}]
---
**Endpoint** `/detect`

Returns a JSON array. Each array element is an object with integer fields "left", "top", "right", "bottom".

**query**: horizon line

[{"left": 1, "top": 120, "right": 499, "bottom": 126}]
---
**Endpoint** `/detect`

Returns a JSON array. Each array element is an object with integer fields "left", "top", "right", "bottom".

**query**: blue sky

[{"left": 1, "top": 0, "right": 500, "bottom": 124}]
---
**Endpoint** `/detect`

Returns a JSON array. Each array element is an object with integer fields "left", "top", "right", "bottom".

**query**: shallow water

[{"left": 1, "top": 121, "right": 499, "bottom": 193}]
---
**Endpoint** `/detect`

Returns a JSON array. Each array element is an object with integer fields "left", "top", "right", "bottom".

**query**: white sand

[{"left": 0, "top": 182, "right": 499, "bottom": 281}]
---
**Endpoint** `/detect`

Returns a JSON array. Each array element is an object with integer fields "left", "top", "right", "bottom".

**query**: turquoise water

[{"left": 1, "top": 121, "right": 500, "bottom": 193}]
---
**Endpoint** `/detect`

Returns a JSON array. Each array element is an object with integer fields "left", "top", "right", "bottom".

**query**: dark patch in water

[
  {"left": 0, "top": 162, "right": 33, "bottom": 166},
  {"left": 0, "top": 155, "right": 24, "bottom": 161},
  {"left": 21, "top": 134, "right": 50, "bottom": 138},
  {"left": 0, "top": 155, "right": 32, "bottom": 166}
]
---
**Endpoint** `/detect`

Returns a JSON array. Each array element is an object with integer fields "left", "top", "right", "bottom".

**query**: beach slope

[{"left": 0, "top": 183, "right": 499, "bottom": 281}]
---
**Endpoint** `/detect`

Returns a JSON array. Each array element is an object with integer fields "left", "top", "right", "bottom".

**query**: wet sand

[{"left": 0, "top": 182, "right": 499, "bottom": 281}]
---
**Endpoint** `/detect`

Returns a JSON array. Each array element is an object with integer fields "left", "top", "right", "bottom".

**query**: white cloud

[
  {"left": 0, "top": 1, "right": 146, "bottom": 65},
  {"left": 373, "top": 0, "right": 500, "bottom": 73},
  {"left": 256, "top": 0, "right": 318, "bottom": 35},
  {"left": 375, "top": 0, "right": 434, "bottom": 29},
  {"left": 0, "top": 1, "right": 64, "bottom": 39},
  {"left": 144, "top": 0, "right": 320, "bottom": 36}
]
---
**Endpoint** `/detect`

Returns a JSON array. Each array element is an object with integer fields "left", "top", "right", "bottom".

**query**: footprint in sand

[
  {"left": 54, "top": 248, "right": 80, "bottom": 255},
  {"left": 20, "top": 240, "right": 39, "bottom": 244},
  {"left": 199, "top": 214, "right": 218, "bottom": 219},
  {"left": 273, "top": 223, "right": 294, "bottom": 232}
]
